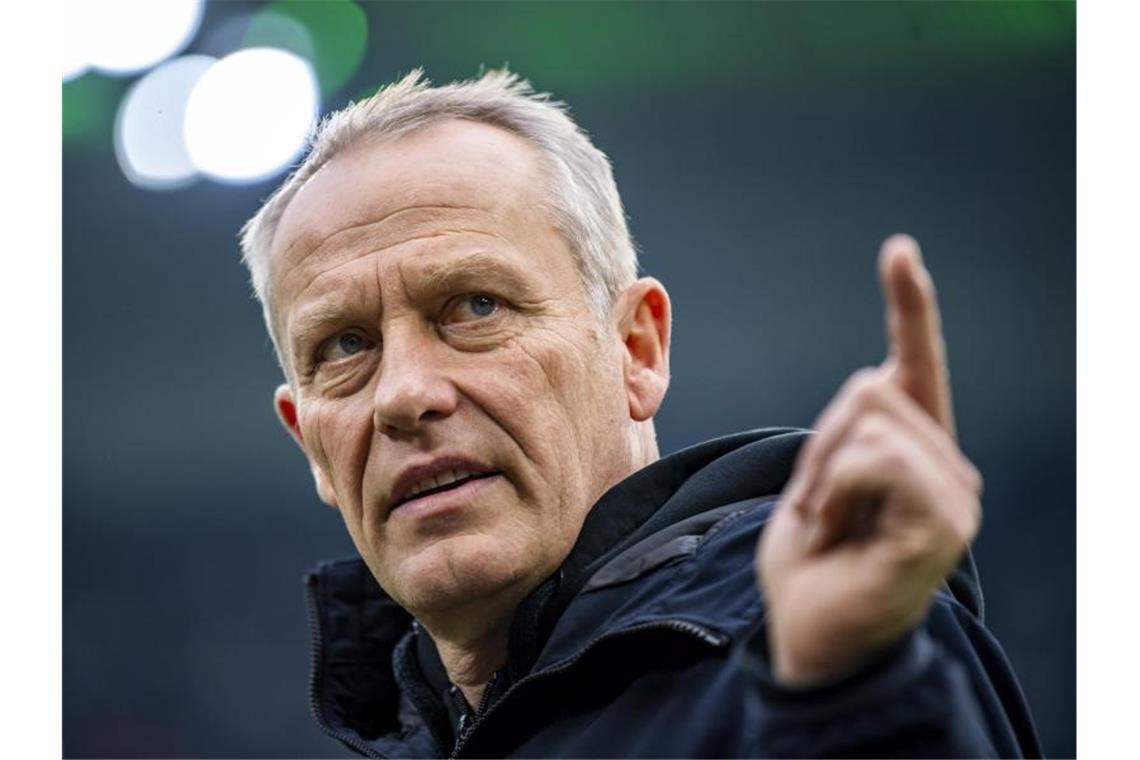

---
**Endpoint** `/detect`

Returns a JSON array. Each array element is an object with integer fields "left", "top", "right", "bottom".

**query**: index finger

[{"left": 878, "top": 234, "right": 956, "bottom": 440}]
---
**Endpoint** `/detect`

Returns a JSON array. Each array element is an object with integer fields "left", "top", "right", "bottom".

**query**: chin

[{"left": 382, "top": 532, "right": 541, "bottom": 615}]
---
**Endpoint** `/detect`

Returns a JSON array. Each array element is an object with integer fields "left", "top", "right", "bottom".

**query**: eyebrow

[
  {"left": 413, "top": 250, "right": 534, "bottom": 295},
  {"left": 286, "top": 250, "right": 536, "bottom": 354},
  {"left": 290, "top": 302, "right": 353, "bottom": 346}
]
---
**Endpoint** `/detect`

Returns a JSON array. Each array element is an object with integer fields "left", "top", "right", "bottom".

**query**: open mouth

[{"left": 397, "top": 470, "right": 499, "bottom": 507}]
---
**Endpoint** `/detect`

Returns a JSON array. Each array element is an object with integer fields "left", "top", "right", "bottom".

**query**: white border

[
  {"left": 1077, "top": 2, "right": 1139, "bottom": 756},
  {"left": 2, "top": 1, "right": 62, "bottom": 756}
]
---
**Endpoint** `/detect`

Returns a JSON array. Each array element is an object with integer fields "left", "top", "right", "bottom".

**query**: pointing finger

[
  {"left": 785, "top": 366, "right": 979, "bottom": 523},
  {"left": 879, "top": 234, "right": 956, "bottom": 440}
]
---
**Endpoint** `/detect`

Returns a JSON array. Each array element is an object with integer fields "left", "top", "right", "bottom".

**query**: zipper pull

[{"left": 454, "top": 712, "right": 473, "bottom": 755}]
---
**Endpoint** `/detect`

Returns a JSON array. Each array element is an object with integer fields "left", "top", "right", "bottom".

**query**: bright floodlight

[
  {"left": 65, "top": 0, "right": 204, "bottom": 78},
  {"left": 183, "top": 48, "right": 319, "bottom": 184},
  {"left": 114, "top": 56, "right": 216, "bottom": 190}
]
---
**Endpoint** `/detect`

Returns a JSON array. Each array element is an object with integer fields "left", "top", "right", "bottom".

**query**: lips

[{"left": 389, "top": 456, "right": 499, "bottom": 511}]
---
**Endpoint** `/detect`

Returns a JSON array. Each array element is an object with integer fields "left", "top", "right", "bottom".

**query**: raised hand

[{"left": 758, "top": 235, "right": 983, "bottom": 686}]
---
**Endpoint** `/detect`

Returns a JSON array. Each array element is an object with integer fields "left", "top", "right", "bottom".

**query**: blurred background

[{"left": 63, "top": 1, "right": 1075, "bottom": 757}]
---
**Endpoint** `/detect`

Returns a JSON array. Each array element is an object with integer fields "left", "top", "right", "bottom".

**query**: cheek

[
  {"left": 301, "top": 397, "right": 374, "bottom": 509},
  {"left": 521, "top": 330, "right": 625, "bottom": 435},
  {"left": 499, "top": 336, "right": 591, "bottom": 435},
  {"left": 466, "top": 329, "right": 626, "bottom": 498}
]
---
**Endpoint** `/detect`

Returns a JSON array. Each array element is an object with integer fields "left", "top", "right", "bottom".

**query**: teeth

[
  {"left": 405, "top": 468, "right": 479, "bottom": 500},
  {"left": 408, "top": 476, "right": 434, "bottom": 497}
]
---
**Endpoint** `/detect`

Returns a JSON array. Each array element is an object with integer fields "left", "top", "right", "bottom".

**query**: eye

[
  {"left": 319, "top": 330, "right": 376, "bottom": 363},
  {"left": 468, "top": 295, "right": 499, "bottom": 317},
  {"left": 446, "top": 294, "right": 501, "bottom": 323}
]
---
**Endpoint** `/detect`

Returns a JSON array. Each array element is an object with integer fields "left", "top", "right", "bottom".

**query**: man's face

[{"left": 269, "top": 120, "right": 655, "bottom": 617}]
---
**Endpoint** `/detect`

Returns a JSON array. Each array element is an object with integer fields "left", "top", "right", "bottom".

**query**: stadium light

[
  {"left": 114, "top": 56, "right": 216, "bottom": 190},
  {"left": 183, "top": 48, "right": 319, "bottom": 184},
  {"left": 65, "top": 0, "right": 204, "bottom": 80}
]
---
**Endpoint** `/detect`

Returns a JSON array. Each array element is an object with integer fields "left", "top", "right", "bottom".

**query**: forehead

[{"left": 269, "top": 118, "right": 555, "bottom": 288}]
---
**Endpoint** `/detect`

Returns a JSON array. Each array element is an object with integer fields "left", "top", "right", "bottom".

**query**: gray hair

[{"left": 239, "top": 68, "right": 638, "bottom": 366}]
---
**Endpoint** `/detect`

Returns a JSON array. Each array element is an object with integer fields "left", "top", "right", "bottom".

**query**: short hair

[{"left": 239, "top": 68, "right": 639, "bottom": 368}]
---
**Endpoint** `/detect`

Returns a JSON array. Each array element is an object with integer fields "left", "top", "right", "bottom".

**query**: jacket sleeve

[{"left": 740, "top": 593, "right": 1043, "bottom": 758}]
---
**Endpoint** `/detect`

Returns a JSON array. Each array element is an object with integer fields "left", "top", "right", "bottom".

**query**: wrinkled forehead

[{"left": 267, "top": 119, "right": 556, "bottom": 291}]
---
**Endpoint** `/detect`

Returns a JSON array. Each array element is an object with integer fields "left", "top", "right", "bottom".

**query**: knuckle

[
  {"left": 842, "top": 367, "right": 882, "bottom": 401},
  {"left": 943, "top": 492, "right": 981, "bottom": 548},
  {"left": 852, "top": 371, "right": 887, "bottom": 406},
  {"left": 878, "top": 446, "right": 909, "bottom": 475},
  {"left": 852, "top": 411, "right": 890, "bottom": 447},
  {"left": 969, "top": 464, "right": 985, "bottom": 496},
  {"left": 867, "top": 440, "right": 908, "bottom": 477},
  {"left": 889, "top": 529, "right": 934, "bottom": 570},
  {"left": 965, "top": 491, "right": 983, "bottom": 532},
  {"left": 955, "top": 452, "right": 984, "bottom": 495}
]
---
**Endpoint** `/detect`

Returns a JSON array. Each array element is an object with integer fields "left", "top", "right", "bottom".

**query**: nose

[{"left": 372, "top": 329, "right": 459, "bottom": 436}]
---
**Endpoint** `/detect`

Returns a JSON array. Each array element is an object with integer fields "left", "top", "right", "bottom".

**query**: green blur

[
  {"left": 245, "top": 0, "right": 368, "bottom": 94},
  {"left": 63, "top": 74, "right": 129, "bottom": 146},
  {"left": 353, "top": 1, "right": 1074, "bottom": 95}
]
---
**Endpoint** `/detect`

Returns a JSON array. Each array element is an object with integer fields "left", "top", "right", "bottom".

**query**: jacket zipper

[
  {"left": 305, "top": 573, "right": 383, "bottom": 758},
  {"left": 453, "top": 670, "right": 500, "bottom": 753},
  {"left": 449, "top": 618, "right": 729, "bottom": 758}
]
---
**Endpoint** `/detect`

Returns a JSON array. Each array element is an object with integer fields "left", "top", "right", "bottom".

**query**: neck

[
  {"left": 416, "top": 423, "right": 661, "bottom": 709},
  {"left": 422, "top": 617, "right": 510, "bottom": 709},
  {"left": 631, "top": 419, "right": 661, "bottom": 469}
]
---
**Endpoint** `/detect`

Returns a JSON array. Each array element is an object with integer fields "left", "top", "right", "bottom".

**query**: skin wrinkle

[
  {"left": 481, "top": 331, "right": 593, "bottom": 511},
  {"left": 510, "top": 329, "right": 627, "bottom": 527},
  {"left": 283, "top": 242, "right": 426, "bottom": 334},
  {"left": 413, "top": 250, "right": 543, "bottom": 302},
  {"left": 276, "top": 203, "right": 488, "bottom": 271},
  {"left": 290, "top": 245, "right": 537, "bottom": 380},
  {"left": 273, "top": 212, "right": 508, "bottom": 362},
  {"left": 309, "top": 396, "right": 346, "bottom": 507},
  {"left": 322, "top": 356, "right": 373, "bottom": 399}
]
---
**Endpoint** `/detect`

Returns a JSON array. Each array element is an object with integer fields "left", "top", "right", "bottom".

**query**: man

[{"left": 240, "top": 70, "right": 1040, "bottom": 757}]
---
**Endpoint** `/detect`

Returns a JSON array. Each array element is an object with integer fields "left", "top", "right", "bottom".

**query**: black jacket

[{"left": 304, "top": 428, "right": 1042, "bottom": 757}]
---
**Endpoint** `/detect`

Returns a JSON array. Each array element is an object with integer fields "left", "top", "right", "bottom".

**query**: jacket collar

[{"left": 510, "top": 427, "right": 808, "bottom": 675}]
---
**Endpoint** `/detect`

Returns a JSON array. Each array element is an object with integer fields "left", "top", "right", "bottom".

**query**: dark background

[{"left": 63, "top": 2, "right": 1075, "bottom": 757}]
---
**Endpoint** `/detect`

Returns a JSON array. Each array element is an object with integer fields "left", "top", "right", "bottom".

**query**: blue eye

[
  {"left": 338, "top": 333, "right": 366, "bottom": 355},
  {"left": 318, "top": 330, "right": 375, "bottom": 363},
  {"left": 442, "top": 294, "right": 503, "bottom": 327},
  {"left": 468, "top": 294, "right": 498, "bottom": 317}
]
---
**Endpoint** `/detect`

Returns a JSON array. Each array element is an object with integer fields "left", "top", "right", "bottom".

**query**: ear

[
  {"left": 274, "top": 384, "right": 340, "bottom": 509},
  {"left": 613, "top": 278, "right": 672, "bottom": 422}
]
